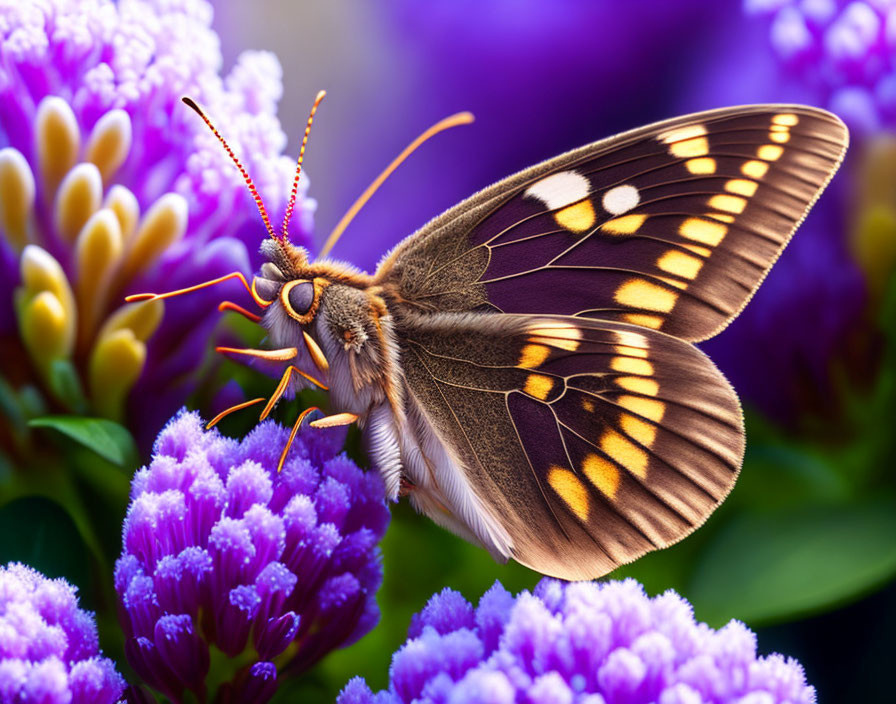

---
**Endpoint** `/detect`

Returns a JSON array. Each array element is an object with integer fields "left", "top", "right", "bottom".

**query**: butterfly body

[{"left": 154, "top": 103, "right": 848, "bottom": 580}]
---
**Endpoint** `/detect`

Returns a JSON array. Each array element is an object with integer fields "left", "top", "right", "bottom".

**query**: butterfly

[{"left": 130, "top": 97, "right": 848, "bottom": 580}]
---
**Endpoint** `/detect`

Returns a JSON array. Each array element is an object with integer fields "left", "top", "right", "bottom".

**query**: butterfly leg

[
  {"left": 215, "top": 346, "right": 299, "bottom": 362},
  {"left": 126, "top": 270, "right": 273, "bottom": 308},
  {"left": 206, "top": 397, "right": 266, "bottom": 429},
  {"left": 309, "top": 412, "right": 359, "bottom": 429},
  {"left": 218, "top": 300, "right": 262, "bottom": 323},
  {"left": 302, "top": 331, "right": 329, "bottom": 373},
  {"left": 259, "top": 365, "right": 329, "bottom": 420},
  {"left": 277, "top": 405, "right": 321, "bottom": 472}
]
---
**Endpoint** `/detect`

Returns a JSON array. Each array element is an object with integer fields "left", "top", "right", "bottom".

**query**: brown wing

[
  {"left": 376, "top": 105, "right": 847, "bottom": 342},
  {"left": 397, "top": 312, "right": 743, "bottom": 580}
]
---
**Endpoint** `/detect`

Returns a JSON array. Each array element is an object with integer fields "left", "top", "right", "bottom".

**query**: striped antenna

[
  {"left": 181, "top": 97, "right": 276, "bottom": 239},
  {"left": 282, "top": 90, "right": 326, "bottom": 238}
]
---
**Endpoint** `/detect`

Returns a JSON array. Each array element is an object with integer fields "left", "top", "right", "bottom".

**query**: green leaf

[
  {"left": 688, "top": 499, "right": 896, "bottom": 627},
  {"left": 29, "top": 415, "right": 138, "bottom": 467},
  {"left": 46, "top": 359, "right": 88, "bottom": 414},
  {"left": 0, "top": 496, "right": 91, "bottom": 600}
]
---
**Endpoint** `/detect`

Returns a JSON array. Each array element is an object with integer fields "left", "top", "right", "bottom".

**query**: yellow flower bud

[
  {"left": 75, "top": 209, "right": 124, "bottom": 343},
  {"left": 104, "top": 185, "right": 140, "bottom": 242},
  {"left": 35, "top": 96, "right": 80, "bottom": 196},
  {"left": 97, "top": 299, "right": 164, "bottom": 344},
  {"left": 54, "top": 162, "right": 103, "bottom": 244},
  {"left": 851, "top": 136, "right": 896, "bottom": 303},
  {"left": 852, "top": 204, "right": 896, "bottom": 301},
  {"left": 86, "top": 110, "right": 132, "bottom": 183},
  {"left": 89, "top": 328, "right": 147, "bottom": 421},
  {"left": 19, "top": 290, "right": 69, "bottom": 371},
  {"left": 119, "top": 193, "right": 187, "bottom": 282},
  {"left": 19, "top": 245, "right": 76, "bottom": 355},
  {"left": 0, "top": 147, "right": 35, "bottom": 251}
]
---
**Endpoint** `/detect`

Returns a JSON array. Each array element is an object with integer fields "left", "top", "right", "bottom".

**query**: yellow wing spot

[
  {"left": 615, "top": 344, "right": 648, "bottom": 358},
  {"left": 614, "top": 279, "right": 678, "bottom": 313},
  {"left": 657, "top": 250, "right": 703, "bottom": 279},
  {"left": 708, "top": 194, "right": 747, "bottom": 214},
  {"left": 772, "top": 113, "right": 799, "bottom": 126},
  {"left": 582, "top": 454, "right": 620, "bottom": 499},
  {"left": 582, "top": 397, "right": 596, "bottom": 412},
  {"left": 683, "top": 243, "right": 712, "bottom": 257},
  {"left": 669, "top": 137, "right": 709, "bottom": 158},
  {"left": 524, "top": 374, "right": 554, "bottom": 400},
  {"left": 680, "top": 217, "right": 727, "bottom": 246},
  {"left": 618, "top": 395, "right": 665, "bottom": 422},
  {"left": 725, "top": 179, "right": 758, "bottom": 197},
  {"left": 547, "top": 466, "right": 590, "bottom": 521},
  {"left": 600, "top": 429, "right": 649, "bottom": 478},
  {"left": 555, "top": 199, "right": 596, "bottom": 233},
  {"left": 742, "top": 160, "right": 769, "bottom": 179},
  {"left": 659, "top": 124, "right": 707, "bottom": 143},
  {"left": 615, "top": 376, "right": 660, "bottom": 395},
  {"left": 528, "top": 322, "right": 582, "bottom": 351},
  {"left": 769, "top": 130, "right": 790, "bottom": 143},
  {"left": 707, "top": 212, "right": 735, "bottom": 223},
  {"left": 602, "top": 213, "right": 647, "bottom": 235},
  {"left": 620, "top": 413, "right": 658, "bottom": 447},
  {"left": 611, "top": 356, "right": 654, "bottom": 376},
  {"left": 623, "top": 313, "right": 663, "bottom": 329},
  {"left": 614, "top": 330, "right": 649, "bottom": 348},
  {"left": 686, "top": 157, "right": 715, "bottom": 174},
  {"left": 757, "top": 144, "right": 784, "bottom": 161},
  {"left": 519, "top": 344, "right": 551, "bottom": 369}
]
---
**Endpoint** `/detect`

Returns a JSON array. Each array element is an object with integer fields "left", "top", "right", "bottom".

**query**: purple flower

[
  {"left": 340, "top": 578, "right": 816, "bottom": 704},
  {"left": 746, "top": 0, "right": 896, "bottom": 132},
  {"left": 0, "top": 562, "right": 125, "bottom": 704},
  {"left": 0, "top": 0, "right": 314, "bottom": 445},
  {"left": 115, "top": 411, "right": 388, "bottom": 704}
]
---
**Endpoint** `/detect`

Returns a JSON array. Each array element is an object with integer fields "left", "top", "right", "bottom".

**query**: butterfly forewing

[
  {"left": 377, "top": 105, "right": 847, "bottom": 342},
  {"left": 398, "top": 313, "right": 743, "bottom": 580}
]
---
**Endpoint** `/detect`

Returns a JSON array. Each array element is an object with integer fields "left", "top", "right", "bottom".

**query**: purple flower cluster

[
  {"left": 114, "top": 411, "right": 388, "bottom": 703},
  {"left": 0, "top": 0, "right": 314, "bottom": 444},
  {"left": 0, "top": 562, "right": 124, "bottom": 704},
  {"left": 746, "top": 0, "right": 896, "bottom": 131},
  {"left": 341, "top": 579, "right": 815, "bottom": 704}
]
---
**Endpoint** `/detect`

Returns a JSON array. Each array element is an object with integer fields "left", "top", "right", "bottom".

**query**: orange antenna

[
  {"left": 282, "top": 90, "right": 326, "bottom": 238},
  {"left": 182, "top": 96, "right": 276, "bottom": 239},
  {"left": 317, "top": 110, "right": 475, "bottom": 259}
]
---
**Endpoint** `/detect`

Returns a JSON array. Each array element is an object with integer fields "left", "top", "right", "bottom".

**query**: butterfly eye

[
  {"left": 252, "top": 276, "right": 280, "bottom": 303},
  {"left": 281, "top": 279, "right": 316, "bottom": 320}
]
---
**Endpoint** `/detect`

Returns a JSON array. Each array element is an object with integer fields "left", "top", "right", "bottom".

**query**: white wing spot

[
  {"left": 602, "top": 184, "right": 640, "bottom": 215},
  {"left": 524, "top": 171, "right": 590, "bottom": 210}
]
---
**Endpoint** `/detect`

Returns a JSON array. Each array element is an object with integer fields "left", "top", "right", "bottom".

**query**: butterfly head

[{"left": 252, "top": 238, "right": 325, "bottom": 324}]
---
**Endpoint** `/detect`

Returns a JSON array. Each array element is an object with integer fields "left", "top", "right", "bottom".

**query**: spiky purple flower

[
  {"left": 746, "top": 0, "right": 896, "bottom": 131},
  {"left": 0, "top": 562, "right": 125, "bottom": 704},
  {"left": 340, "top": 578, "right": 815, "bottom": 704},
  {"left": 115, "top": 411, "right": 388, "bottom": 704},
  {"left": 0, "top": 0, "right": 314, "bottom": 445}
]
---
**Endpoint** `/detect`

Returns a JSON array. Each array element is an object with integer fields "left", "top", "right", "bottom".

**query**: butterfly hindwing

[
  {"left": 377, "top": 105, "right": 847, "bottom": 342},
  {"left": 398, "top": 313, "right": 743, "bottom": 580}
]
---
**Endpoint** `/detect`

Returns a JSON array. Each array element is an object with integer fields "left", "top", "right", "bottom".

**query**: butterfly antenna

[
  {"left": 282, "top": 90, "right": 326, "bottom": 239},
  {"left": 182, "top": 96, "right": 277, "bottom": 240},
  {"left": 317, "top": 110, "right": 475, "bottom": 259}
]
